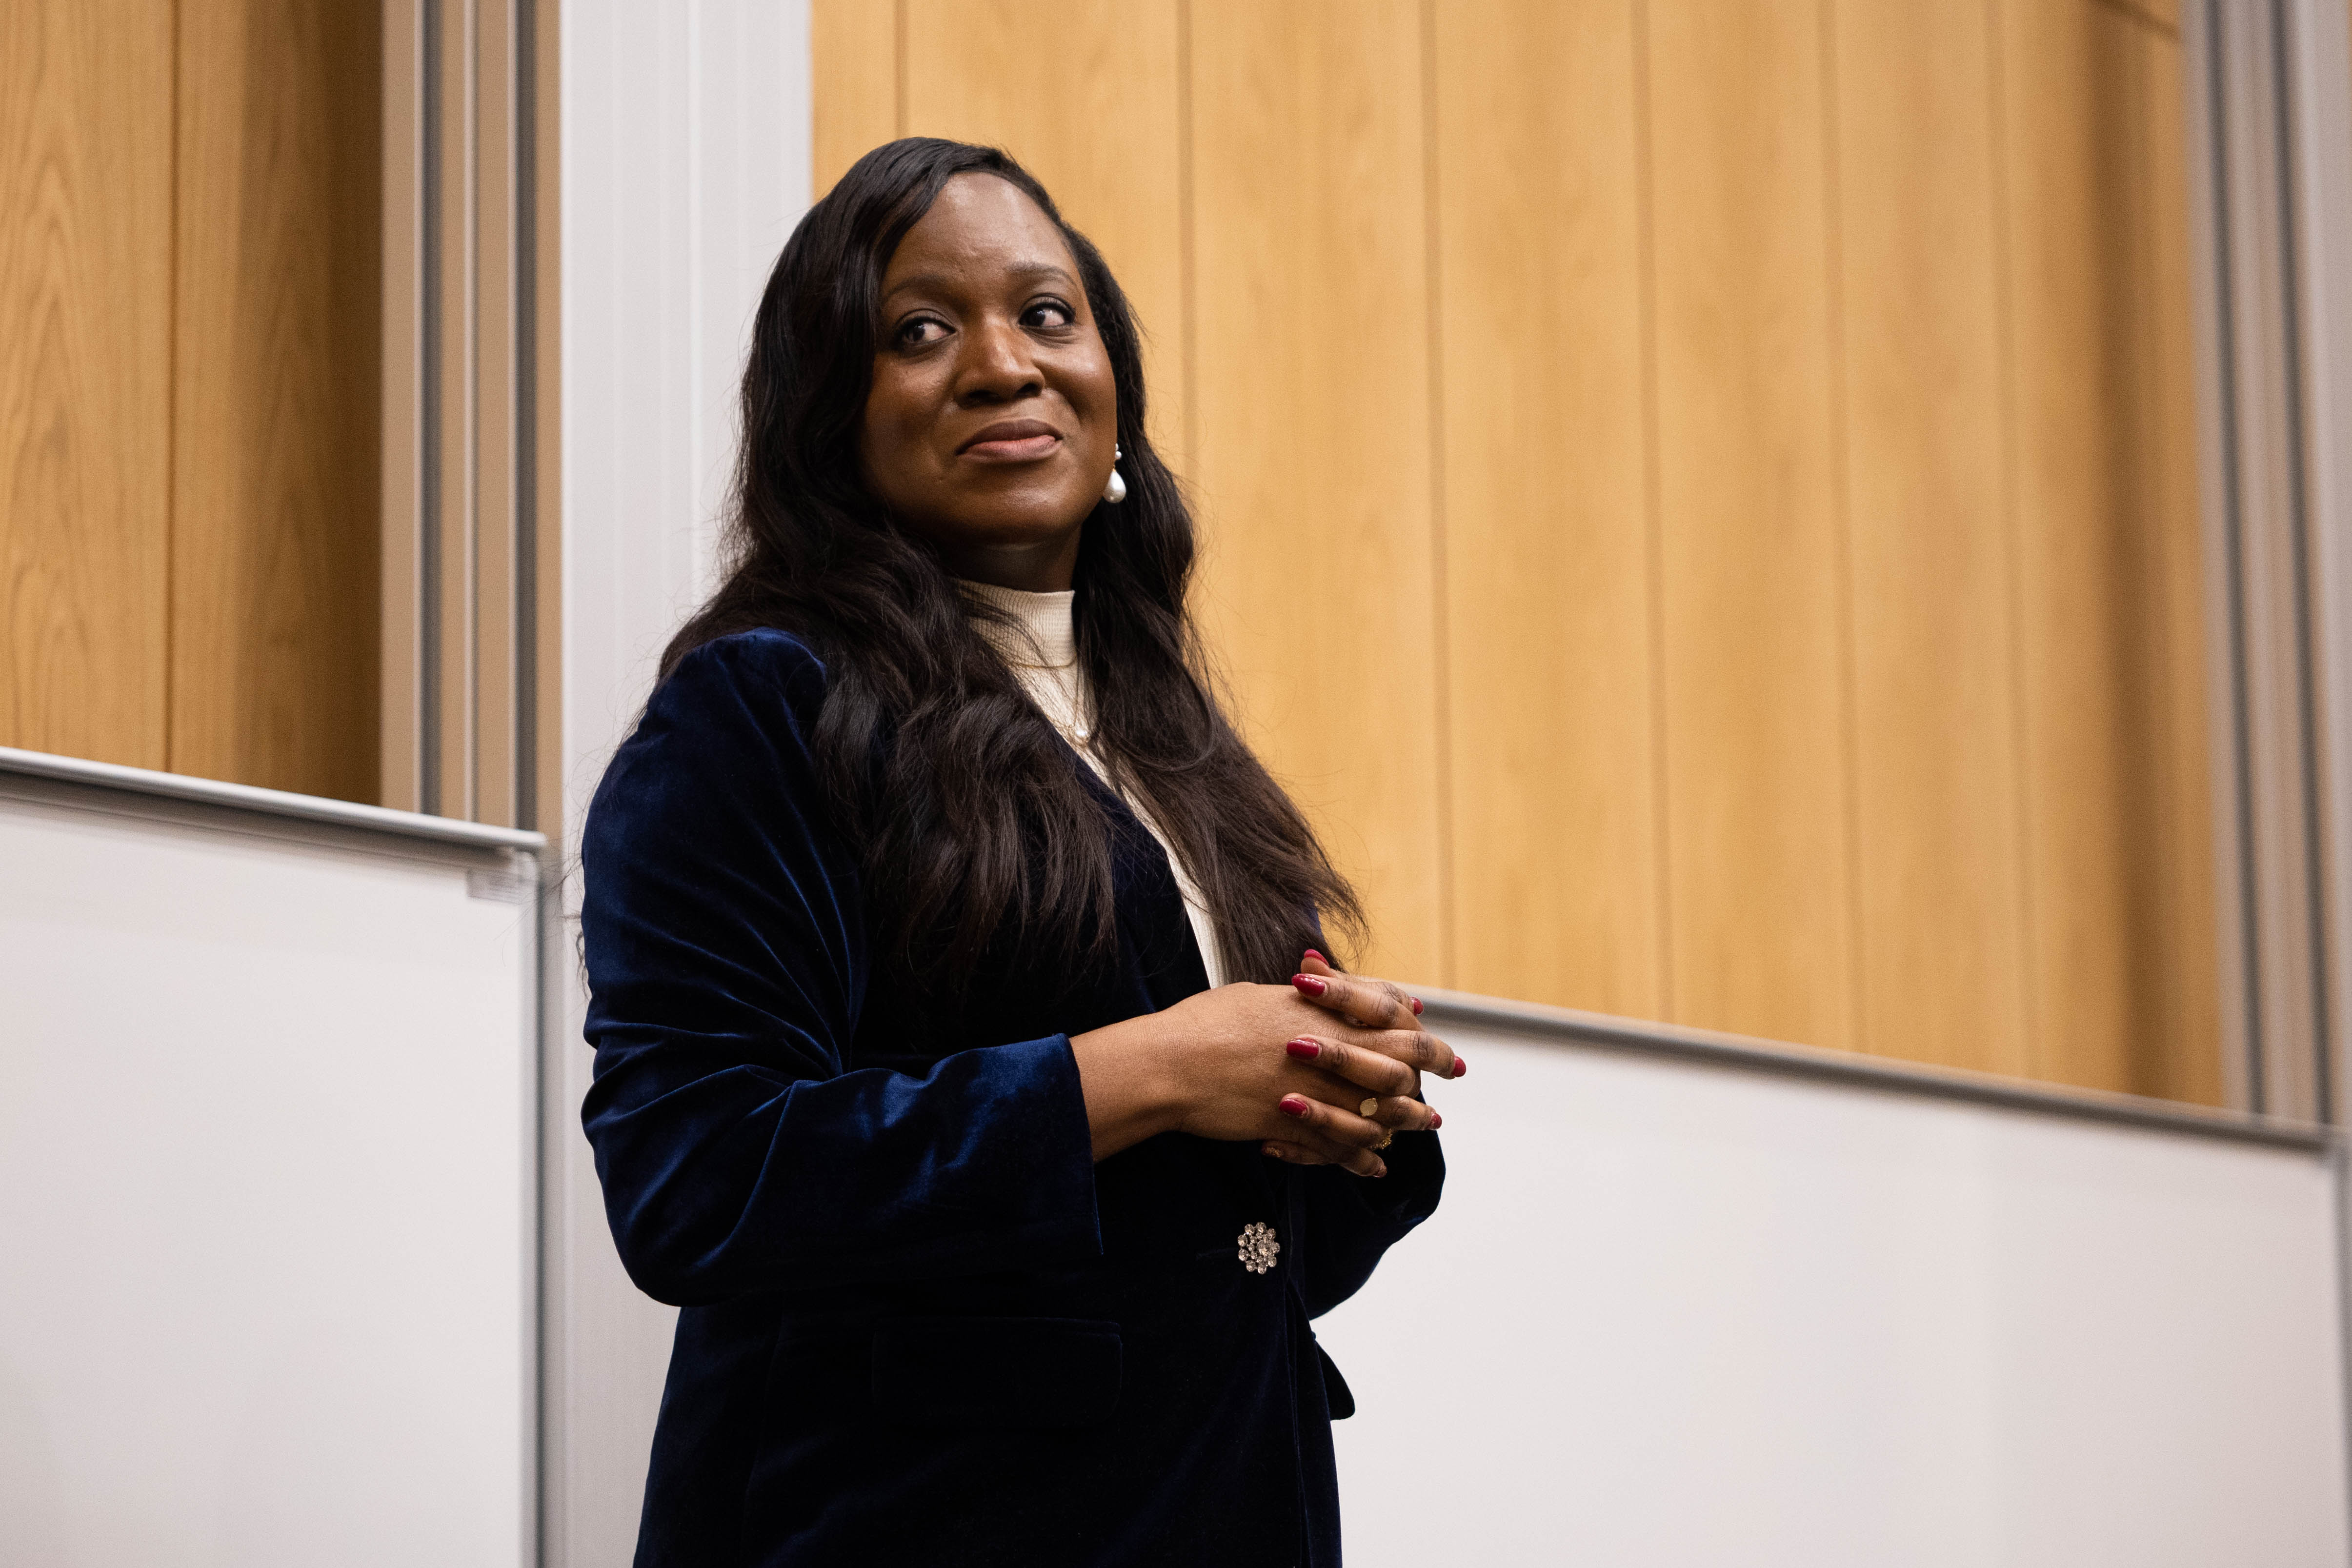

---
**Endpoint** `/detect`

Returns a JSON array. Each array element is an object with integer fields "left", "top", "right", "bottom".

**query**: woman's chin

[{"left": 918, "top": 500, "right": 1096, "bottom": 556}]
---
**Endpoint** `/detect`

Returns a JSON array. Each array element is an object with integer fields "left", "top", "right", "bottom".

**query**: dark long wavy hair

[{"left": 661, "top": 137, "right": 1361, "bottom": 988}]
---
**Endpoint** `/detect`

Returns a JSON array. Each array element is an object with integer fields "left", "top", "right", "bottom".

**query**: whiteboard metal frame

[
  {"left": 0, "top": 744, "right": 548, "bottom": 1567},
  {"left": 1418, "top": 988, "right": 2336, "bottom": 1154},
  {"left": 0, "top": 744, "right": 545, "bottom": 854}
]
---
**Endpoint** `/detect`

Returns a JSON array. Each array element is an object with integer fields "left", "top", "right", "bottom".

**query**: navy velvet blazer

[{"left": 580, "top": 628, "right": 1444, "bottom": 1567}]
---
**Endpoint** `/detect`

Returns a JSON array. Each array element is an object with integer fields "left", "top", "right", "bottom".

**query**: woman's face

[{"left": 860, "top": 173, "right": 1119, "bottom": 591}]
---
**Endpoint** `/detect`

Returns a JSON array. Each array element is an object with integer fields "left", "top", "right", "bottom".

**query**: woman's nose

[{"left": 954, "top": 317, "right": 1042, "bottom": 403}]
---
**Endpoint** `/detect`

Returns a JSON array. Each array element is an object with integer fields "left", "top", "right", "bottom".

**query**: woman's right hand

[{"left": 1067, "top": 978, "right": 1457, "bottom": 1176}]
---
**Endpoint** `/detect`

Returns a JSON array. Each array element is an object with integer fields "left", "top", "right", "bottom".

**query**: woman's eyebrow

[
  {"left": 881, "top": 261, "right": 1077, "bottom": 307},
  {"left": 1001, "top": 261, "right": 1077, "bottom": 287}
]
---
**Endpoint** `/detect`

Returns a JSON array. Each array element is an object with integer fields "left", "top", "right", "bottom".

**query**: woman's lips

[
  {"left": 962, "top": 432, "right": 1061, "bottom": 462},
  {"left": 958, "top": 420, "right": 1062, "bottom": 462}
]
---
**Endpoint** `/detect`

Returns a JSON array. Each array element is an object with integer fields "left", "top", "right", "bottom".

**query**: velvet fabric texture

[{"left": 580, "top": 629, "right": 1444, "bottom": 1568}]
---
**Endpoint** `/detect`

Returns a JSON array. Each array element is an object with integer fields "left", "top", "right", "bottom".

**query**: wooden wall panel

[
  {"left": 900, "top": 0, "right": 1188, "bottom": 466},
  {"left": 1188, "top": 0, "right": 1444, "bottom": 980},
  {"left": 1830, "top": 0, "right": 2029, "bottom": 1073},
  {"left": 0, "top": 0, "right": 174, "bottom": 769},
  {"left": 1645, "top": 0, "right": 1856, "bottom": 1048},
  {"left": 1998, "top": 0, "right": 2215, "bottom": 1097},
  {"left": 813, "top": 0, "right": 898, "bottom": 196},
  {"left": 172, "top": 0, "right": 382, "bottom": 802},
  {"left": 1434, "top": 1, "right": 1661, "bottom": 1016},
  {"left": 815, "top": 0, "right": 2221, "bottom": 1100}
]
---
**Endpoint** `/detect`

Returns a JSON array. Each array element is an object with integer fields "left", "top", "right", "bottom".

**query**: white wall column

[{"left": 551, "top": 5, "right": 810, "bottom": 1563}]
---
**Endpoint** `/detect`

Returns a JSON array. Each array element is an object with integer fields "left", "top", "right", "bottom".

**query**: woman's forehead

[{"left": 883, "top": 173, "right": 1076, "bottom": 288}]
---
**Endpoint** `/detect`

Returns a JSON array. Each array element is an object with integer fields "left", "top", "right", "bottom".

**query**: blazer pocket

[
  {"left": 871, "top": 1316, "right": 1123, "bottom": 1430},
  {"left": 1315, "top": 1344, "right": 1356, "bottom": 1420}
]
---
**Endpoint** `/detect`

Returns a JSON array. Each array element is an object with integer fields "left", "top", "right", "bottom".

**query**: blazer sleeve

[
  {"left": 1300, "top": 1113, "right": 1445, "bottom": 1318},
  {"left": 579, "top": 630, "right": 1102, "bottom": 1307}
]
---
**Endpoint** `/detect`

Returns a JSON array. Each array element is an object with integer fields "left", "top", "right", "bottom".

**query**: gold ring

[
  {"left": 1374, "top": 1130, "right": 1394, "bottom": 1150},
  {"left": 1359, "top": 1097, "right": 1380, "bottom": 1118}
]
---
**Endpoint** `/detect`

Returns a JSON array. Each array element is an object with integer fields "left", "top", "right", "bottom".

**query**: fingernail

[
  {"left": 1285, "top": 1037, "right": 1321, "bottom": 1060},
  {"left": 1304, "top": 948, "right": 1327, "bottom": 966},
  {"left": 1279, "top": 1095, "right": 1310, "bottom": 1118},
  {"left": 1452, "top": 1056, "right": 1468, "bottom": 1078},
  {"left": 1430, "top": 1112, "right": 1443, "bottom": 1130},
  {"left": 1409, "top": 996, "right": 1424, "bottom": 1015},
  {"left": 1291, "top": 974, "right": 1328, "bottom": 997},
  {"left": 1372, "top": 1162, "right": 1387, "bottom": 1178}
]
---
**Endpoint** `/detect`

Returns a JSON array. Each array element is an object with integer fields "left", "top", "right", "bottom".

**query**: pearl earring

[{"left": 1103, "top": 445, "right": 1127, "bottom": 505}]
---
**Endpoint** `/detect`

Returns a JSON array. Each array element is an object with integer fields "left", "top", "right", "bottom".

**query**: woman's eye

[
  {"left": 1023, "top": 300, "right": 1074, "bottom": 329},
  {"left": 896, "top": 317, "right": 948, "bottom": 347}
]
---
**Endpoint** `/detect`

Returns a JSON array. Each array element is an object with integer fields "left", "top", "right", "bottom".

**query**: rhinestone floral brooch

[{"left": 1237, "top": 1221, "right": 1280, "bottom": 1274}]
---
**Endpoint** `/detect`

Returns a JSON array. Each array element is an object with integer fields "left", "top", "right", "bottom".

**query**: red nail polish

[
  {"left": 1285, "top": 1037, "right": 1321, "bottom": 1060},
  {"left": 1452, "top": 1056, "right": 1468, "bottom": 1079},
  {"left": 1304, "top": 948, "right": 1327, "bottom": 967},
  {"left": 1279, "top": 1096, "right": 1309, "bottom": 1118},
  {"left": 1430, "top": 1112, "right": 1443, "bottom": 1130},
  {"left": 1409, "top": 996, "right": 1424, "bottom": 1015},
  {"left": 1292, "top": 974, "right": 1328, "bottom": 997}
]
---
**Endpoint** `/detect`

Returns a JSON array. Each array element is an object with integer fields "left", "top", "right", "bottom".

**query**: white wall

[
  {"left": 555, "top": 5, "right": 811, "bottom": 1563},
  {"left": 1322, "top": 1016, "right": 2351, "bottom": 1567}
]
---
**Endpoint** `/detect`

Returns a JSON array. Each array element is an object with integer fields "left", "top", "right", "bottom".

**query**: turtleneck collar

[{"left": 957, "top": 580, "right": 1076, "bottom": 670}]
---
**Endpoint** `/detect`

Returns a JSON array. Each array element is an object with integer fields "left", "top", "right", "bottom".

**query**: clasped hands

[{"left": 1068, "top": 949, "right": 1463, "bottom": 1177}]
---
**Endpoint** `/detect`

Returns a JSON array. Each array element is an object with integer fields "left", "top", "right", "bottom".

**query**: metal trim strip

[
  {"left": 0, "top": 746, "right": 546, "bottom": 853},
  {"left": 1416, "top": 986, "right": 2337, "bottom": 1154}
]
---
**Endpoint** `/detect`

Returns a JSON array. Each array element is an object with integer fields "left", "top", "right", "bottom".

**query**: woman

[{"left": 581, "top": 138, "right": 1459, "bottom": 1567}]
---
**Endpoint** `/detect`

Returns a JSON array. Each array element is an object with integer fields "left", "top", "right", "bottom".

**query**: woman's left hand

[{"left": 1260, "top": 951, "right": 1455, "bottom": 1168}]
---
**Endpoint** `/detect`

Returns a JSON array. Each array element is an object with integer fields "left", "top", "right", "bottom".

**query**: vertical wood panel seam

[
  {"left": 491, "top": 0, "right": 521, "bottom": 827},
  {"left": 2123, "top": 30, "right": 2177, "bottom": 1096},
  {"left": 461, "top": 0, "right": 482, "bottom": 820},
  {"left": 1816, "top": 0, "right": 1869, "bottom": 1052},
  {"left": 892, "top": 0, "right": 908, "bottom": 139},
  {"left": 164, "top": 0, "right": 181, "bottom": 773},
  {"left": 385, "top": 0, "right": 423, "bottom": 811},
  {"left": 2123, "top": 24, "right": 2214, "bottom": 1102},
  {"left": 1984, "top": 0, "right": 2046, "bottom": 1076},
  {"left": 516, "top": 0, "right": 538, "bottom": 831},
  {"left": 1419, "top": 0, "right": 1455, "bottom": 988},
  {"left": 2193, "top": 0, "right": 2269, "bottom": 1107},
  {"left": 1177, "top": 0, "right": 1195, "bottom": 468},
  {"left": 2089, "top": 0, "right": 2181, "bottom": 41},
  {"left": 420, "top": 0, "right": 442, "bottom": 814},
  {"left": 1631, "top": 0, "right": 1674, "bottom": 1018},
  {"left": 476, "top": 0, "right": 498, "bottom": 823},
  {"left": 531, "top": 0, "right": 561, "bottom": 840},
  {"left": 474, "top": 0, "right": 485, "bottom": 821}
]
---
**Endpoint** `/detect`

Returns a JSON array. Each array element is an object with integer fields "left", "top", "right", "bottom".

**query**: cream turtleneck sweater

[{"left": 958, "top": 580, "right": 1226, "bottom": 988}]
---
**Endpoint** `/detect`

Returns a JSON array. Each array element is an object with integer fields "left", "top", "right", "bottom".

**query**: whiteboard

[
  {"left": 0, "top": 760, "right": 539, "bottom": 1567},
  {"left": 1320, "top": 1005, "right": 2352, "bottom": 1568}
]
